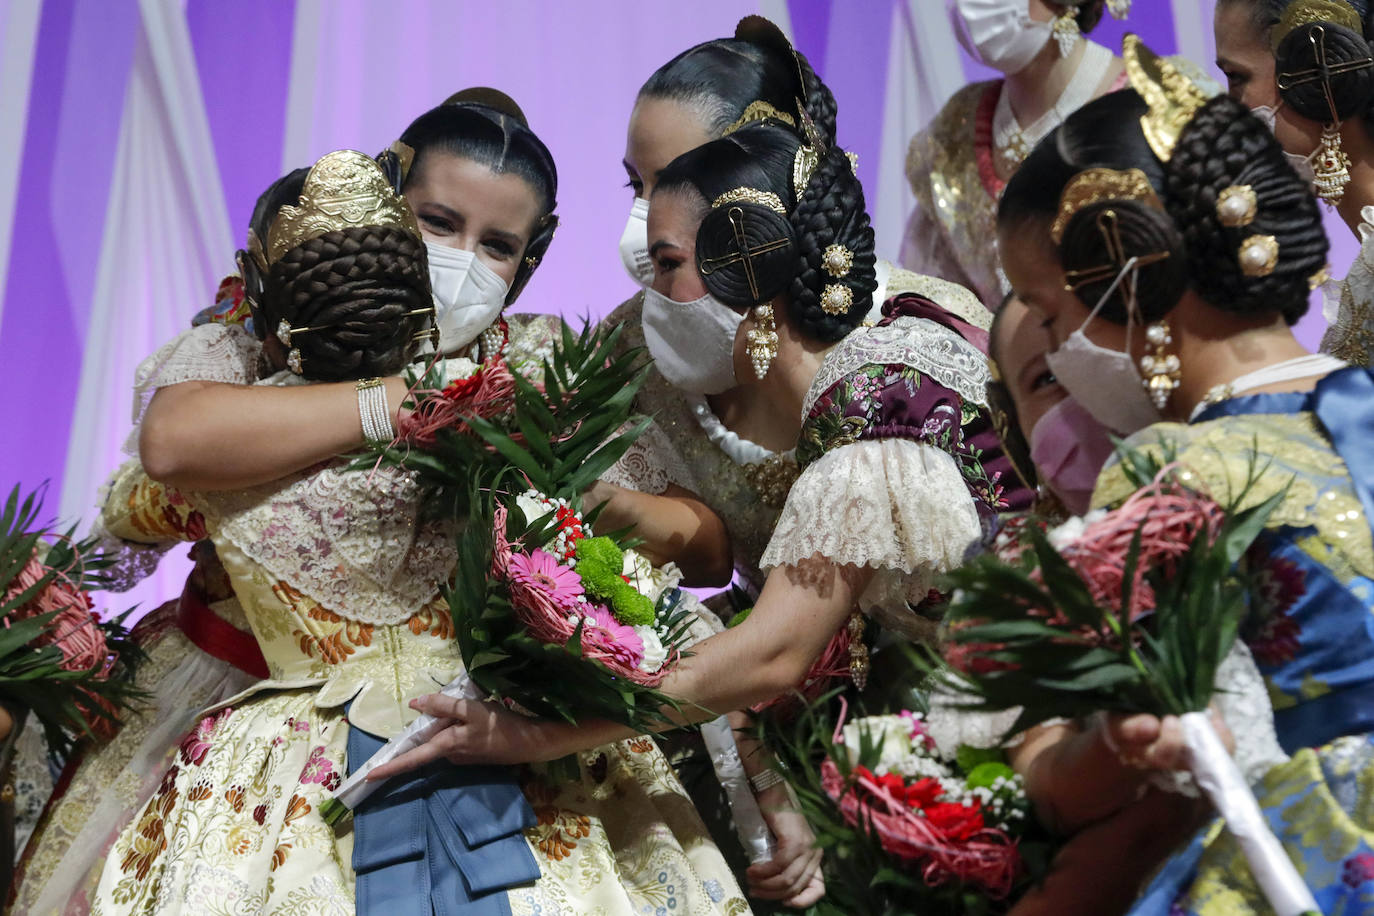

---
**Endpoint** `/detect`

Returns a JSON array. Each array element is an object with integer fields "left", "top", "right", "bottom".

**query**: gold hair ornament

[
  {"left": 1216, "top": 185, "right": 1258, "bottom": 227},
  {"left": 1063, "top": 209, "right": 1170, "bottom": 292},
  {"left": 1309, "top": 263, "right": 1332, "bottom": 289},
  {"left": 822, "top": 244, "right": 853, "bottom": 278},
  {"left": 711, "top": 187, "right": 787, "bottom": 214},
  {"left": 821, "top": 283, "right": 853, "bottom": 315},
  {"left": 1052, "top": 167, "right": 1163, "bottom": 245},
  {"left": 1122, "top": 34, "right": 1212, "bottom": 162},
  {"left": 698, "top": 206, "right": 793, "bottom": 302},
  {"left": 1271, "top": 0, "right": 1363, "bottom": 51},
  {"left": 723, "top": 100, "right": 797, "bottom": 137},
  {"left": 261, "top": 150, "right": 421, "bottom": 267},
  {"left": 792, "top": 146, "right": 859, "bottom": 201},
  {"left": 1239, "top": 234, "right": 1280, "bottom": 276},
  {"left": 388, "top": 140, "right": 415, "bottom": 185}
]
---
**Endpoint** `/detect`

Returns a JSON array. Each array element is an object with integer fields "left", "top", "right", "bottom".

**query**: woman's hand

[
  {"left": 745, "top": 782, "right": 825, "bottom": 908},
  {"left": 366, "top": 695, "right": 589, "bottom": 780},
  {"left": 1100, "top": 705, "right": 1234, "bottom": 771}
]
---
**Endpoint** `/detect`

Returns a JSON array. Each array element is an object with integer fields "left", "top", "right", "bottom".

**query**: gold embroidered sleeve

[{"left": 101, "top": 460, "right": 208, "bottom": 545}]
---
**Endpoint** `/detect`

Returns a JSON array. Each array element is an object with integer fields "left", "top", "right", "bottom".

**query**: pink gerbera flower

[
  {"left": 580, "top": 604, "right": 645, "bottom": 669},
  {"left": 508, "top": 549, "right": 584, "bottom": 617}
]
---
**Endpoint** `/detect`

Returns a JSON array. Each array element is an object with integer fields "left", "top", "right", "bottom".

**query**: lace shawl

[{"left": 1321, "top": 205, "right": 1374, "bottom": 367}]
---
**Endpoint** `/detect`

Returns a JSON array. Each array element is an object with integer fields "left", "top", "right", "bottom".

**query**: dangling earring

[
  {"left": 1106, "top": 0, "right": 1130, "bottom": 18},
  {"left": 1313, "top": 122, "right": 1353, "bottom": 205},
  {"left": 1053, "top": 4, "right": 1082, "bottom": 57},
  {"left": 1140, "top": 320, "right": 1180, "bottom": 410},
  {"left": 286, "top": 348, "right": 304, "bottom": 376},
  {"left": 747, "top": 304, "right": 779, "bottom": 379},
  {"left": 846, "top": 611, "right": 869, "bottom": 690}
]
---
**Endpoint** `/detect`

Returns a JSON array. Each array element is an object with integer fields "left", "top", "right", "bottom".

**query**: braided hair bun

[
  {"left": 243, "top": 163, "right": 432, "bottom": 382},
  {"left": 1000, "top": 88, "right": 1328, "bottom": 327},
  {"left": 655, "top": 121, "right": 876, "bottom": 342},
  {"left": 1273, "top": 0, "right": 1374, "bottom": 123}
]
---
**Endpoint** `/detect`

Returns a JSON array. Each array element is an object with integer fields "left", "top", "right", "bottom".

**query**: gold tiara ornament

[
  {"left": 260, "top": 150, "right": 421, "bottom": 267},
  {"left": 1051, "top": 167, "right": 1163, "bottom": 244},
  {"left": 1271, "top": 0, "right": 1363, "bottom": 50},
  {"left": 724, "top": 99, "right": 797, "bottom": 137},
  {"left": 712, "top": 187, "right": 788, "bottom": 214},
  {"left": 1122, "top": 34, "right": 1211, "bottom": 163}
]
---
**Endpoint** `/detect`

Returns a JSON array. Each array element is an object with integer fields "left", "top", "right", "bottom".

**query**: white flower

[
  {"left": 1045, "top": 508, "right": 1107, "bottom": 551},
  {"left": 622, "top": 549, "right": 656, "bottom": 592},
  {"left": 635, "top": 625, "right": 668, "bottom": 673},
  {"left": 841, "top": 715, "right": 918, "bottom": 775},
  {"left": 440, "top": 356, "right": 480, "bottom": 383},
  {"left": 515, "top": 490, "right": 551, "bottom": 526}
]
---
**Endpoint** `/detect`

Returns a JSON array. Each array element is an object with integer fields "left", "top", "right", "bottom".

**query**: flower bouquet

[
  {"left": 938, "top": 449, "right": 1319, "bottom": 916},
  {"left": 0, "top": 485, "right": 144, "bottom": 757},
  {"left": 772, "top": 684, "right": 1048, "bottom": 915},
  {"left": 325, "top": 321, "right": 698, "bottom": 824}
]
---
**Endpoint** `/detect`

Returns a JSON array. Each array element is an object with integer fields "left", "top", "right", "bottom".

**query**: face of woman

[
  {"left": 624, "top": 97, "right": 715, "bottom": 199},
  {"left": 1214, "top": 1, "right": 1323, "bottom": 155},
  {"left": 995, "top": 294, "right": 1068, "bottom": 438},
  {"left": 403, "top": 152, "right": 543, "bottom": 288},
  {"left": 646, "top": 189, "right": 709, "bottom": 302},
  {"left": 997, "top": 219, "right": 1133, "bottom": 357}
]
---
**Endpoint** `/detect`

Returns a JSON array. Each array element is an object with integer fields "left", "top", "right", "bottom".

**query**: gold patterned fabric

[
  {"left": 903, "top": 81, "right": 1006, "bottom": 310},
  {"left": 85, "top": 452, "right": 743, "bottom": 915},
  {"left": 1321, "top": 205, "right": 1374, "bottom": 367}
]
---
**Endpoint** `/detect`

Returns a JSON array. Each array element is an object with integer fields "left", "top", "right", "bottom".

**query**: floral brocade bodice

[
  {"left": 797, "top": 295, "right": 1029, "bottom": 522},
  {"left": 102, "top": 458, "right": 461, "bottom": 739},
  {"left": 1094, "top": 372, "right": 1374, "bottom": 754}
]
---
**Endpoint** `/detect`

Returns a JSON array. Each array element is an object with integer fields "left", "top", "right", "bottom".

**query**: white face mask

[
  {"left": 426, "top": 242, "right": 509, "bottom": 353},
  {"left": 950, "top": 0, "right": 1052, "bottom": 76},
  {"left": 1250, "top": 103, "right": 1317, "bottom": 186},
  {"left": 641, "top": 287, "right": 742, "bottom": 395},
  {"left": 1044, "top": 257, "right": 1163, "bottom": 436},
  {"left": 619, "top": 198, "right": 654, "bottom": 287}
]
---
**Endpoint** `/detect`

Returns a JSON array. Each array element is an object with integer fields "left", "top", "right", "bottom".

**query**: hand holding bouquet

[{"left": 939, "top": 451, "right": 1318, "bottom": 916}]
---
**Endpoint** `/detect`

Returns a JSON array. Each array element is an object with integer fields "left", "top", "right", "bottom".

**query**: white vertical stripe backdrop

[{"left": 0, "top": 0, "right": 44, "bottom": 326}]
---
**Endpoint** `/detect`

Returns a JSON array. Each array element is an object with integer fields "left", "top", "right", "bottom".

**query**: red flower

[
  {"left": 925, "top": 801, "right": 985, "bottom": 841},
  {"left": 904, "top": 777, "right": 943, "bottom": 809}
]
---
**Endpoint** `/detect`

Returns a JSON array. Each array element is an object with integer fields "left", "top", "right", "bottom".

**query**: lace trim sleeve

[
  {"left": 125, "top": 323, "right": 261, "bottom": 456},
  {"left": 598, "top": 418, "right": 697, "bottom": 495},
  {"left": 759, "top": 438, "right": 983, "bottom": 622}
]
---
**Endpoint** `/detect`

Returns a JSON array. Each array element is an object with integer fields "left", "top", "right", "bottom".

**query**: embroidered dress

[
  {"left": 604, "top": 263, "right": 995, "bottom": 599},
  {"left": 86, "top": 367, "right": 746, "bottom": 916},
  {"left": 13, "top": 282, "right": 268, "bottom": 915},
  {"left": 1321, "top": 205, "right": 1374, "bottom": 367},
  {"left": 1085, "top": 369, "right": 1374, "bottom": 914},
  {"left": 759, "top": 294, "right": 1030, "bottom": 641}
]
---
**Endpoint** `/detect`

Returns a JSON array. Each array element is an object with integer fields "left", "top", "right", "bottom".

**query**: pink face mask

[{"left": 1029, "top": 396, "right": 1117, "bottom": 515}]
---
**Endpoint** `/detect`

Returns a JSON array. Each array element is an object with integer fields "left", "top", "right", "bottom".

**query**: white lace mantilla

[
  {"left": 196, "top": 462, "right": 456, "bottom": 627},
  {"left": 1321, "top": 204, "right": 1374, "bottom": 366},
  {"left": 802, "top": 316, "right": 991, "bottom": 420},
  {"left": 760, "top": 438, "right": 983, "bottom": 639},
  {"left": 125, "top": 323, "right": 262, "bottom": 456}
]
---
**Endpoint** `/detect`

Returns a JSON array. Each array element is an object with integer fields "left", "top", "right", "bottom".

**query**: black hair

[
  {"left": 1222, "top": 0, "right": 1374, "bottom": 127},
  {"left": 639, "top": 34, "right": 837, "bottom": 147},
  {"left": 998, "top": 89, "right": 1327, "bottom": 326},
  {"left": 242, "top": 164, "right": 431, "bottom": 382},
  {"left": 396, "top": 92, "right": 559, "bottom": 303},
  {"left": 1069, "top": 0, "right": 1108, "bottom": 33},
  {"left": 655, "top": 121, "right": 876, "bottom": 343}
]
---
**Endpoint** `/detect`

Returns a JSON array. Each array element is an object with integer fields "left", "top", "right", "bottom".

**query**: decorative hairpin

[
  {"left": 1122, "top": 34, "right": 1212, "bottom": 163},
  {"left": 262, "top": 150, "right": 421, "bottom": 267},
  {"left": 1239, "top": 234, "right": 1279, "bottom": 276},
  {"left": 822, "top": 244, "right": 853, "bottom": 278},
  {"left": 1051, "top": 167, "right": 1163, "bottom": 245},
  {"left": 1063, "top": 209, "right": 1170, "bottom": 292},
  {"left": 1216, "top": 184, "right": 1258, "bottom": 227},
  {"left": 723, "top": 99, "right": 797, "bottom": 137},
  {"left": 711, "top": 187, "right": 787, "bottom": 214},
  {"left": 1309, "top": 263, "right": 1332, "bottom": 290},
  {"left": 821, "top": 283, "right": 853, "bottom": 315}
]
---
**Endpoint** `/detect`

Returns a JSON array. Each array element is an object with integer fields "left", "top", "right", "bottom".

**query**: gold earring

[
  {"left": 846, "top": 611, "right": 869, "bottom": 690},
  {"left": 1313, "top": 122, "right": 1353, "bottom": 205},
  {"left": 286, "top": 348, "right": 304, "bottom": 376},
  {"left": 1140, "top": 320, "right": 1180, "bottom": 409},
  {"left": 747, "top": 304, "right": 778, "bottom": 379},
  {"left": 1053, "top": 5, "right": 1081, "bottom": 57}
]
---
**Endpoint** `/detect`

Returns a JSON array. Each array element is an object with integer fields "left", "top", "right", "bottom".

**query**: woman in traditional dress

[
  {"left": 371, "top": 117, "right": 1030, "bottom": 849},
  {"left": 87, "top": 146, "right": 747, "bottom": 916},
  {"left": 902, "top": 0, "right": 1129, "bottom": 307},
  {"left": 1214, "top": 0, "right": 1374, "bottom": 365},
  {"left": 994, "top": 36, "right": 1374, "bottom": 912}
]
